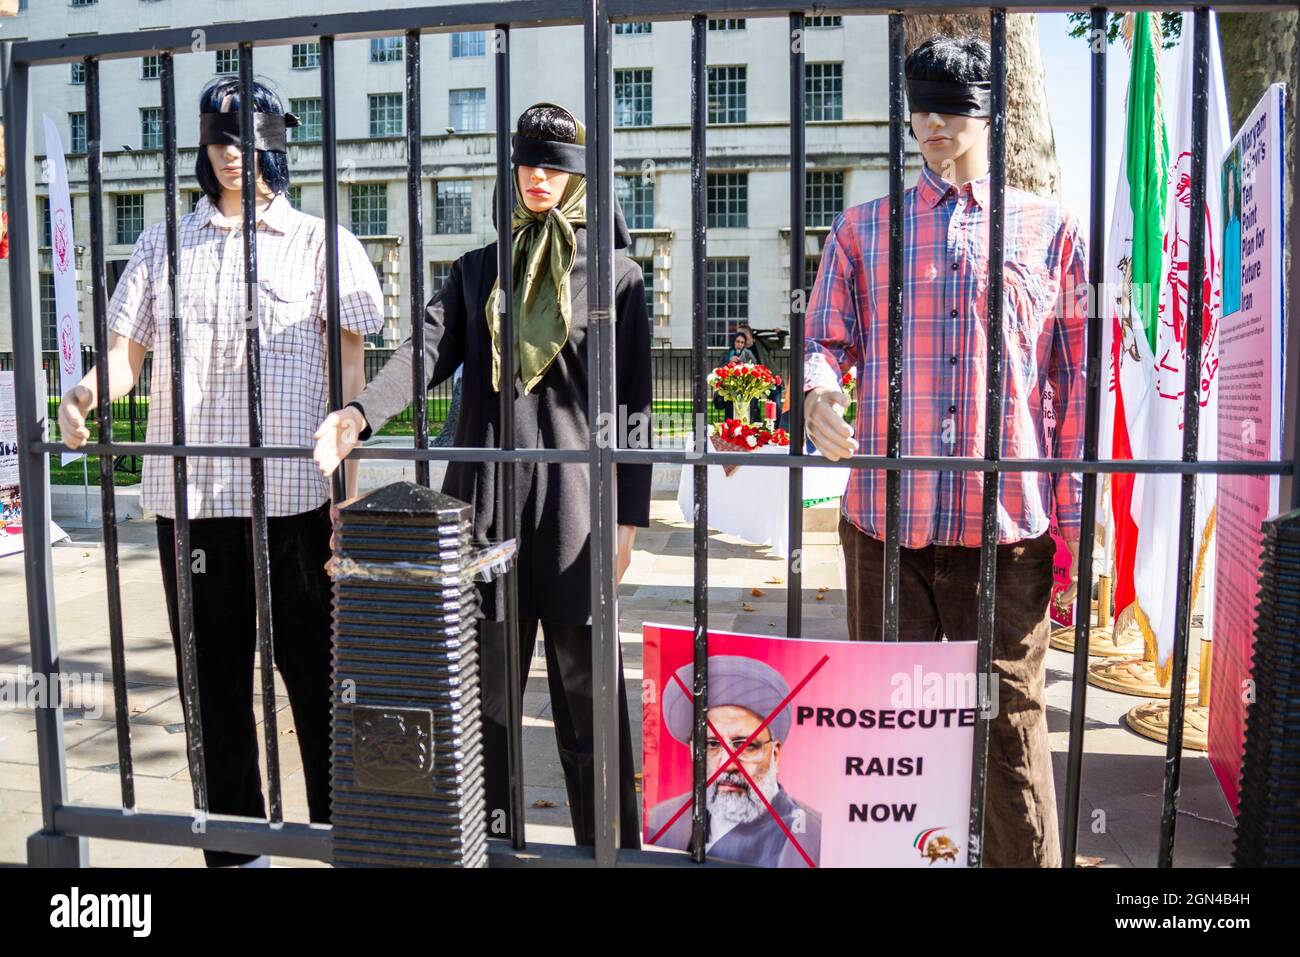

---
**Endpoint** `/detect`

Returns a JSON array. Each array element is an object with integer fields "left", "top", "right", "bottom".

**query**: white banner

[{"left": 43, "top": 114, "right": 83, "bottom": 467}]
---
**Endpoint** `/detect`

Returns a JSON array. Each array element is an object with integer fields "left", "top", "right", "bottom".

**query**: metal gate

[{"left": 4, "top": 1, "right": 1296, "bottom": 868}]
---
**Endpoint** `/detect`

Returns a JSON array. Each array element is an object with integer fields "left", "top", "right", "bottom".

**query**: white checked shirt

[{"left": 109, "top": 192, "right": 384, "bottom": 519}]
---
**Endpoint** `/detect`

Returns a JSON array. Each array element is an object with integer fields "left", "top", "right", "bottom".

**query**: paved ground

[{"left": 1, "top": 486, "right": 1233, "bottom": 867}]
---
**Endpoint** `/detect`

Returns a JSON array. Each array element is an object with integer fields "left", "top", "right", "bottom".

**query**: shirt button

[
  {"left": 950, "top": 308, "right": 958, "bottom": 318},
  {"left": 949, "top": 355, "right": 958, "bottom": 365},
  {"left": 951, "top": 262, "right": 959, "bottom": 271},
  {"left": 948, "top": 404, "right": 957, "bottom": 414}
]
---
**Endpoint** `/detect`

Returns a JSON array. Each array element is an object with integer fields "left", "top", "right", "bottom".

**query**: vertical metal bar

[
  {"left": 159, "top": 51, "right": 209, "bottom": 815},
  {"left": 689, "top": 12, "right": 710, "bottom": 865},
  {"left": 1061, "top": 5, "right": 1107, "bottom": 868},
  {"left": 883, "top": 13, "right": 905, "bottom": 642},
  {"left": 965, "top": 8, "right": 1007, "bottom": 869},
  {"left": 406, "top": 29, "right": 429, "bottom": 487},
  {"left": 493, "top": 22, "right": 526, "bottom": 850},
  {"left": 586, "top": 0, "right": 620, "bottom": 866},
  {"left": 85, "top": 55, "right": 135, "bottom": 809},
  {"left": 786, "top": 12, "right": 805, "bottom": 639},
  {"left": 1283, "top": 11, "right": 1300, "bottom": 513},
  {"left": 320, "top": 37, "right": 346, "bottom": 507},
  {"left": 238, "top": 43, "right": 283, "bottom": 825},
  {"left": 1158, "top": 6, "right": 1210, "bottom": 868},
  {"left": 3, "top": 43, "right": 85, "bottom": 867}
]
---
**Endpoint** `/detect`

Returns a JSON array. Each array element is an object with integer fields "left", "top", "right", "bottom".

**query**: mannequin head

[
  {"left": 905, "top": 35, "right": 992, "bottom": 182},
  {"left": 195, "top": 77, "right": 291, "bottom": 205},
  {"left": 515, "top": 103, "right": 579, "bottom": 213}
]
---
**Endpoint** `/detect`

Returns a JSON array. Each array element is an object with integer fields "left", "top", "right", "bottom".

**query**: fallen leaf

[
  {"left": 765, "top": 576, "right": 785, "bottom": 585},
  {"left": 751, "top": 588, "right": 766, "bottom": 597},
  {"left": 532, "top": 799, "right": 557, "bottom": 809},
  {"left": 741, "top": 602, "right": 755, "bottom": 612},
  {"left": 816, "top": 593, "right": 826, "bottom": 600},
  {"left": 1075, "top": 855, "right": 1104, "bottom": 868},
  {"left": 280, "top": 727, "right": 296, "bottom": 736},
  {"left": 817, "top": 585, "right": 830, "bottom": 592}
]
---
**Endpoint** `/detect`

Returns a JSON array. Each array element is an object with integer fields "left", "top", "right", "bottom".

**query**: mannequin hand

[
  {"left": 313, "top": 406, "right": 366, "bottom": 477},
  {"left": 804, "top": 387, "right": 857, "bottom": 461},
  {"left": 1055, "top": 538, "right": 1080, "bottom": 610},
  {"left": 616, "top": 525, "right": 636, "bottom": 584},
  {"left": 58, "top": 384, "right": 93, "bottom": 450}
]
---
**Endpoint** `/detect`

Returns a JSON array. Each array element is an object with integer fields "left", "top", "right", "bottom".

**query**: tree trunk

[{"left": 904, "top": 13, "right": 1061, "bottom": 201}]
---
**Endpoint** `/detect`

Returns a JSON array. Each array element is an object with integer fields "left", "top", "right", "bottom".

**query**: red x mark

[{"left": 649, "top": 654, "right": 830, "bottom": 867}]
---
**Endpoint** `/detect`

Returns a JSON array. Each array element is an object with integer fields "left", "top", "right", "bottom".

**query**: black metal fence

[{"left": 4, "top": 1, "right": 1296, "bottom": 870}]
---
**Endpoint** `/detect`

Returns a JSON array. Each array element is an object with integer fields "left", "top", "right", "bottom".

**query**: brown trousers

[{"left": 838, "top": 516, "right": 1062, "bottom": 868}]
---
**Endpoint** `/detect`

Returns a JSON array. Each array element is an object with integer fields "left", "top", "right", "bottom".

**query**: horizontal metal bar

[
  {"left": 607, "top": 0, "right": 1286, "bottom": 21},
  {"left": 610, "top": 448, "right": 1294, "bottom": 475},
  {"left": 486, "top": 839, "right": 745, "bottom": 868},
  {"left": 12, "top": 1, "right": 585, "bottom": 65},
  {"left": 36, "top": 440, "right": 1294, "bottom": 475},
  {"left": 54, "top": 804, "right": 330, "bottom": 860},
  {"left": 34, "top": 441, "right": 591, "bottom": 464}
]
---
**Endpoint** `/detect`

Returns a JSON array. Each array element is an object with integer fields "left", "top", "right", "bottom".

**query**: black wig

[
  {"left": 904, "top": 35, "right": 991, "bottom": 85},
  {"left": 195, "top": 77, "right": 291, "bottom": 203}
]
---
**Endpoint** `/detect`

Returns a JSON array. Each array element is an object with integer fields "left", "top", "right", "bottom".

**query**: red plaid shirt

[{"left": 804, "top": 163, "right": 1087, "bottom": 548}]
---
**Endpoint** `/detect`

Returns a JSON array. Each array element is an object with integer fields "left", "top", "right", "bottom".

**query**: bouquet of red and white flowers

[
  {"left": 708, "top": 418, "right": 791, "bottom": 476},
  {"left": 708, "top": 360, "right": 782, "bottom": 425},
  {"left": 840, "top": 366, "right": 858, "bottom": 425}
]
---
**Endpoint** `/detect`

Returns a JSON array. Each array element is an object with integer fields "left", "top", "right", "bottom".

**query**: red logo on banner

[{"left": 53, "top": 208, "right": 69, "bottom": 273}]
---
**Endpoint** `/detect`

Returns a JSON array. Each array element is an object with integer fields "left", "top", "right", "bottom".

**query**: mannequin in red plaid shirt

[{"left": 804, "top": 36, "right": 1088, "bottom": 867}]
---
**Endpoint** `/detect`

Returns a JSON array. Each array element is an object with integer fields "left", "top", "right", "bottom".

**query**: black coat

[{"left": 351, "top": 225, "right": 653, "bottom": 625}]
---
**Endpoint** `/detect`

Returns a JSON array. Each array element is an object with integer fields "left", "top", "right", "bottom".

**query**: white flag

[{"left": 43, "top": 114, "right": 84, "bottom": 467}]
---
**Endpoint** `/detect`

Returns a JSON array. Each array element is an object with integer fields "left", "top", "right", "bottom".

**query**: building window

[
  {"left": 39, "top": 197, "right": 51, "bottom": 247},
  {"left": 70, "top": 0, "right": 97, "bottom": 6},
  {"left": 350, "top": 183, "right": 387, "bottom": 236},
  {"left": 634, "top": 257, "right": 655, "bottom": 320},
  {"left": 115, "top": 194, "right": 145, "bottom": 246},
  {"left": 804, "top": 254, "right": 821, "bottom": 299},
  {"left": 141, "top": 55, "right": 159, "bottom": 80},
  {"left": 614, "top": 69, "right": 652, "bottom": 128},
  {"left": 369, "top": 93, "right": 403, "bottom": 138},
  {"left": 370, "top": 37, "right": 404, "bottom": 63},
  {"left": 40, "top": 274, "right": 57, "bottom": 351},
  {"left": 706, "top": 258, "right": 749, "bottom": 347},
  {"left": 287, "top": 185, "right": 302, "bottom": 210},
  {"left": 707, "top": 172, "right": 747, "bottom": 228},
  {"left": 70, "top": 62, "right": 85, "bottom": 85},
  {"left": 806, "top": 169, "right": 844, "bottom": 227},
  {"left": 707, "top": 66, "right": 746, "bottom": 124},
  {"left": 215, "top": 49, "right": 239, "bottom": 75},
  {"left": 189, "top": 191, "right": 204, "bottom": 213},
  {"left": 291, "top": 42, "right": 320, "bottom": 70},
  {"left": 805, "top": 62, "right": 843, "bottom": 121},
  {"left": 69, "top": 113, "right": 87, "bottom": 154},
  {"left": 708, "top": 18, "right": 746, "bottom": 30},
  {"left": 449, "top": 88, "right": 487, "bottom": 132},
  {"left": 290, "top": 97, "right": 322, "bottom": 142},
  {"left": 430, "top": 261, "right": 454, "bottom": 295},
  {"left": 806, "top": 15, "right": 842, "bottom": 28},
  {"left": 451, "top": 31, "right": 486, "bottom": 58},
  {"left": 615, "top": 22, "right": 652, "bottom": 36},
  {"left": 615, "top": 174, "right": 654, "bottom": 229},
  {"left": 435, "top": 181, "right": 472, "bottom": 235},
  {"left": 140, "top": 108, "right": 162, "bottom": 150}
]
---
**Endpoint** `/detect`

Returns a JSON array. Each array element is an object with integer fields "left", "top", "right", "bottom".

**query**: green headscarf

[{"left": 485, "top": 120, "right": 587, "bottom": 394}]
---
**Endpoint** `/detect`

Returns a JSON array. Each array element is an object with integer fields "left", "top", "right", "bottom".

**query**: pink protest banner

[
  {"left": 641, "top": 623, "right": 976, "bottom": 867},
  {"left": 1210, "top": 84, "right": 1285, "bottom": 815}
]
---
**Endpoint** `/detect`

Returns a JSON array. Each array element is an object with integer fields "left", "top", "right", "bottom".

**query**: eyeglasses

[{"left": 705, "top": 735, "right": 773, "bottom": 763}]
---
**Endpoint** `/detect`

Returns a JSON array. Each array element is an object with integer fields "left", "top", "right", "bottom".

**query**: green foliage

[{"left": 1065, "top": 12, "right": 1182, "bottom": 51}]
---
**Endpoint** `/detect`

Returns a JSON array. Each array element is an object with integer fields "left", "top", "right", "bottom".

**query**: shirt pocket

[
  {"left": 259, "top": 274, "right": 317, "bottom": 354},
  {"left": 999, "top": 261, "right": 1055, "bottom": 365}
]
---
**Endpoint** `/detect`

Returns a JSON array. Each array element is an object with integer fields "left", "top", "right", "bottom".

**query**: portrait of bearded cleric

[{"left": 646, "top": 655, "right": 822, "bottom": 867}]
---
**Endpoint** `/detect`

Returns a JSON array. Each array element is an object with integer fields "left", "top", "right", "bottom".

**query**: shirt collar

[
  {"left": 916, "top": 163, "right": 991, "bottom": 211},
  {"left": 196, "top": 191, "right": 292, "bottom": 234}
]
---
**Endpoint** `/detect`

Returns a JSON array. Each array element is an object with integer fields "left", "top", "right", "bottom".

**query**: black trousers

[
  {"left": 477, "top": 615, "right": 641, "bottom": 850},
  {"left": 156, "top": 502, "right": 334, "bottom": 867}
]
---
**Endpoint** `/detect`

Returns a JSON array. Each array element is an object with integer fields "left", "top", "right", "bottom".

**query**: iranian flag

[{"left": 1107, "top": 12, "right": 1229, "bottom": 680}]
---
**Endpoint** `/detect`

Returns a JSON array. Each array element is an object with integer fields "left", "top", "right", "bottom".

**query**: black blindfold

[
  {"left": 511, "top": 133, "right": 586, "bottom": 175},
  {"left": 199, "top": 111, "right": 301, "bottom": 153},
  {"left": 905, "top": 78, "right": 992, "bottom": 118}
]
